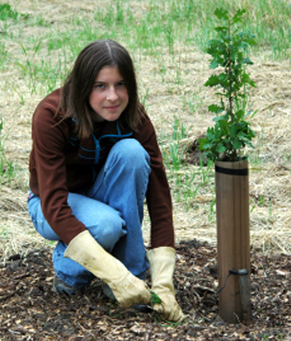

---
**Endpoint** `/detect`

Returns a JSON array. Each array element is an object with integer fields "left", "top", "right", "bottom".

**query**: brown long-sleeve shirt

[{"left": 29, "top": 88, "right": 174, "bottom": 248}]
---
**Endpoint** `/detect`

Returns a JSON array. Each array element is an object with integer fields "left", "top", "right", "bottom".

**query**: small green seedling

[{"left": 150, "top": 290, "right": 162, "bottom": 305}]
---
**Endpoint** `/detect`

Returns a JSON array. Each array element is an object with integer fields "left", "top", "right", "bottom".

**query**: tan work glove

[
  {"left": 64, "top": 230, "right": 151, "bottom": 309},
  {"left": 147, "top": 246, "right": 186, "bottom": 322}
]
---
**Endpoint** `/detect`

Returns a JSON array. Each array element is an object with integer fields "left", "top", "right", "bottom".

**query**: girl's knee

[
  {"left": 90, "top": 210, "right": 126, "bottom": 252},
  {"left": 110, "top": 139, "right": 150, "bottom": 168}
]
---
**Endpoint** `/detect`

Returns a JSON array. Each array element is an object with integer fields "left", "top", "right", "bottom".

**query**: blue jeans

[{"left": 27, "top": 139, "right": 151, "bottom": 288}]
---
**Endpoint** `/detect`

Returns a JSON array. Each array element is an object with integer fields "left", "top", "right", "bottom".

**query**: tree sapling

[{"left": 199, "top": 8, "right": 256, "bottom": 162}]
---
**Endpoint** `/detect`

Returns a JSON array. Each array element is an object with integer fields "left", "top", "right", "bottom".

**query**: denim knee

[
  {"left": 108, "top": 139, "right": 150, "bottom": 171},
  {"left": 88, "top": 209, "right": 126, "bottom": 252}
]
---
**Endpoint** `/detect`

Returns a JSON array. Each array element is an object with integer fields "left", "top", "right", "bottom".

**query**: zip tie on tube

[{"left": 216, "top": 268, "right": 249, "bottom": 294}]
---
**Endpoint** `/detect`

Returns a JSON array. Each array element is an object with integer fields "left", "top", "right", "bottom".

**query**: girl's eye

[
  {"left": 117, "top": 82, "right": 126, "bottom": 88},
  {"left": 95, "top": 83, "right": 105, "bottom": 89}
]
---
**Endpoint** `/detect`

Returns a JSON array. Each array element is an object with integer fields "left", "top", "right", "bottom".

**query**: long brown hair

[{"left": 59, "top": 39, "right": 141, "bottom": 138}]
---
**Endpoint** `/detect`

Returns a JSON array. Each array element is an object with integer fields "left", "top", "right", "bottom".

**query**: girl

[{"left": 27, "top": 39, "right": 185, "bottom": 322}]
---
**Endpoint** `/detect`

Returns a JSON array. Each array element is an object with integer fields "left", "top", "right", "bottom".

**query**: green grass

[
  {"left": 0, "top": 3, "right": 18, "bottom": 20},
  {"left": 0, "top": 0, "right": 290, "bottom": 101},
  {"left": 160, "top": 116, "right": 216, "bottom": 212},
  {"left": 0, "top": 118, "right": 17, "bottom": 184}
]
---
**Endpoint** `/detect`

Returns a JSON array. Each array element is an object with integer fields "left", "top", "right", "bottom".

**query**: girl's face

[{"left": 89, "top": 66, "right": 129, "bottom": 123}]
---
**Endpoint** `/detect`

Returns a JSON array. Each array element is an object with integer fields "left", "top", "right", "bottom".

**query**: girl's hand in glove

[
  {"left": 147, "top": 247, "right": 187, "bottom": 322},
  {"left": 64, "top": 230, "right": 151, "bottom": 308},
  {"left": 151, "top": 290, "right": 186, "bottom": 322}
]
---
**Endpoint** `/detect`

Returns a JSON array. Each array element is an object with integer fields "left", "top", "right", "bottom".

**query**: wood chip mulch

[{"left": 0, "top": 240, "right": 290, "bottom": 340}]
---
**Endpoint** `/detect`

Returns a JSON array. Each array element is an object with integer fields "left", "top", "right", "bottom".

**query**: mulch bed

[{"left": 0, "top": 240, "right": 290, "bottom": 340}]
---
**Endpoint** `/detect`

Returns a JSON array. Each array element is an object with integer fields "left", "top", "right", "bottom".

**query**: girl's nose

[{"left": 106, "top": 87, "right": 118, "bottom": 101}]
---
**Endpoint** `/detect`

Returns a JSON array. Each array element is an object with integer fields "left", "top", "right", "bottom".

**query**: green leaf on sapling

[
  {"left": 233, "top": 138, "right": 242, "bottom": 149},
  {"left": 209, "top": 60, "right": 219, "bottom": 69},
  {"left": 214, "top": 8, "right": 229, "bottom": 20},
  {"left": 216, "top": 144, "right": 226, "bottom": 153},
  {"left": 204, "top": 75, "right": 220, "bottom": 87},
  {"left": 242, "top": 57, "right": 253, "bottom": 65},
  {"left": 231, "top": 9, "right": 246, "bottom": 24},
  {"left": 208, "top": 104, "right": 224, "bottom": 113}
]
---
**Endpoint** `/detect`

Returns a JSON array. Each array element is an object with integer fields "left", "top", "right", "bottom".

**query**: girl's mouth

[{"left": 104, "top": 105, "right": 119, "bottom": 111}]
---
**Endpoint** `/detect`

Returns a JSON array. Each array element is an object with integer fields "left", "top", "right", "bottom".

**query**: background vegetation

[{"left": 0, "top": 0, "right": 290, "bottom": 258}]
